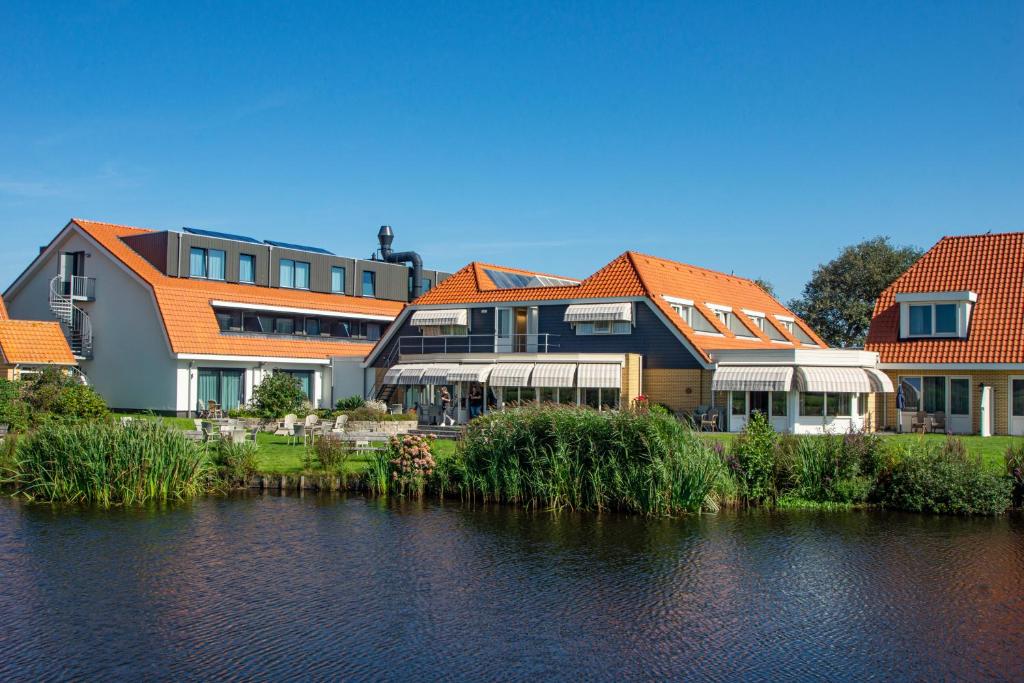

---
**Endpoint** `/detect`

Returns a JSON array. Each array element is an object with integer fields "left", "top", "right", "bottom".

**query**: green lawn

[
  {"left": 252, "top": 432, "right": 459, "bottom": 475},
  {"left": 701, "top": 431, "right": 1016, "bottom": 472}
]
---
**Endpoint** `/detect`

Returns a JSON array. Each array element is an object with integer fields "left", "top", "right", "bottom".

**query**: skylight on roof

[
  {"left": 183, "top": 227, "right": 262, "bottom": 244},
  {"left": 484, "top": 268, "right": 579, "bottom": 289},
  {"left": 264, "top": 240, "right": 335, "bottom": 256}
]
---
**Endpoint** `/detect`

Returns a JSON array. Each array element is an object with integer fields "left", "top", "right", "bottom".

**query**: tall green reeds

[
  {"left": 11, "top": 419, "right": 212, "bottom": 505},
  {"left": 436, "top": 405, "right": 722, "bottom": 515}
]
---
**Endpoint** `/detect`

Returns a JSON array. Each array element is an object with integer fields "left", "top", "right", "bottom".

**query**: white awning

[
  {"left": 576, "top": 363, "right": 622, "bottom": 389},
  {"left": 489, "top": 363, "right": 535, "bottom": 387},
  {"left": 712, "top": 366, "right": 794, "bottom": 392},
  {"left": 864, "top": 368, "right": 895, "bottom": 393},
  {"left": 381, "top": 365, "right": 406, "bottom": 385},
  {"left": 563, "top": 302, "right": 632, "bottom": 323},
  {"left": 795, "top": 367, "right": 874, "bottom": 393},
  {"left": 420, "top": 364, "right": 459, "bottom": 385},
  {"left": 410, "top": 308, "right": 468, "bottom": 326},
  {"left": 531, "top": 363, "right": 577, "bottom": 387},
  {"left": 398, "top": 364, "right": 427, "bottom": 385},
  {"left": 448, "top": 364, "right": 495, "bottom": 382}
]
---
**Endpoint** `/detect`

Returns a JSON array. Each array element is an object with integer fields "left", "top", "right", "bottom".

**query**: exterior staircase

[
  {"left": 48, "top": 275, "right": 93, "bottom": 359},
  {"left": 410, "top": 425, "right": 463, "bottom": 440}
]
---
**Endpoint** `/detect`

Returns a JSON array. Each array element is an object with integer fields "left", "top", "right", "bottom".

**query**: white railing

[{"left": 49, "top": 276, "right": 93, "bottom": 358}]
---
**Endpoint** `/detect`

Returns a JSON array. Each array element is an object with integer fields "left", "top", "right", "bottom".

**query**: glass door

[
  {"left": 495, "top": 308, "right": 513, "bottom": 352},
  {"left": 948, "top": 378, "right": 971, "bottom": 434},
  {"left": 1010, "top": 378, "right": 1024, "bottom": 436}
]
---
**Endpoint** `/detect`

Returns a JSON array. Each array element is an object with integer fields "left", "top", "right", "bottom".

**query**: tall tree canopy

[{"left": 788, "top": 237, "right": 923, "bottom": 348}]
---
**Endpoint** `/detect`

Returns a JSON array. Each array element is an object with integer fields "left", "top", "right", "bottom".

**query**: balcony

[
  {"left": 398, "top": 333, "right": 559, "bottom": 356},
  {"left": 61, "top": 275, "right": 96, "bottom": 302}
]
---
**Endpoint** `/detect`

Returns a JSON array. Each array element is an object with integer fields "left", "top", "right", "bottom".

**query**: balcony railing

[
  {"left": 61, "top": 275, "right": 96, "bottom": 301},
  {"left": 399, "top": 333, "right": 559, "bottom": 355}
]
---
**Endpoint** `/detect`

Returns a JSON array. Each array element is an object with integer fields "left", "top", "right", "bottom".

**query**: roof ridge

[
  {"left": 622, "top": 252, "right": 653, "bottom": 297},
  {"left": 73, "top": 218, "right": 156, "bottom": 233},
  {"left": 937, "top": 230, "right": 1024, "bottom": 242},
  {"left": 625, "top": 249, "right": 758, "bottom": 285}
]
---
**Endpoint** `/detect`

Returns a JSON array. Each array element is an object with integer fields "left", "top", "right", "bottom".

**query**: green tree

[
  {"left": 753, "top": 278, "right": 776, "bottom": 298},
  {"left": 789, "top": 237, "right": 922, "bottom": 347},
  {"left": 251, "top": 372, "right": 306, "bottom": 419}
]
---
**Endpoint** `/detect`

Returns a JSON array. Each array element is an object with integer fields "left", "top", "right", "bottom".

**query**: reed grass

[
  {"left": 11, "top": 419, "right": 212, "bottom": 506},
  {"left": 436, "top": 404, "right": 722, "bottom": 515}
]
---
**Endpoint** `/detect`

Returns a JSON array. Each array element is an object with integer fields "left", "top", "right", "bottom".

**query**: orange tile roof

[
  {"left": 866, "top": 232, "right": 1024, "bottom": 364},
  {"left": 0, "top": 294, "right": 8, "bottom": 320},
  {"left": 0, "top": 320, "right": 76, "bottom": 365},
  {"left": 72, "top": 219, "right": 403, "bottom": 359},
  {"left": 414, "top": 251, "right": 825, "bottom": 362}
]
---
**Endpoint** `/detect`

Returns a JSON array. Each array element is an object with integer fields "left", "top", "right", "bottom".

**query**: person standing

[{"left": 439, "top": 386, "right": 454, "bottom": 425}]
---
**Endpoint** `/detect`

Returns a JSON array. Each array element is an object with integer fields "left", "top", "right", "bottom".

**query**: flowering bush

[
  {"left": 388, "top": 434, "right": 437, "bottom": 494},
  {"left": 364, "top": 400, "right": 389, "bottom": 413}
]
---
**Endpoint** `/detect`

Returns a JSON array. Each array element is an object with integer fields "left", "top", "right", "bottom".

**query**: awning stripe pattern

[
  {"left": 576, "top": 363, "right": 622, "bottom": 389},
  {"left": 795, "top": 367, "right": 873, "bottom": 393},
  {"left": 448, "top": 364, "right": 495, "bottom": 382},
  {"left": 711, "top": 366, "right": 793, "bottom": 392},
  {"left": 381, "top": 365, "right": 405, "bottom": 385},
  {"left": 420, "top": 364, "right": 459, "bottom": 385},
  {"left": 398, "top": 364, "right": 427, "bottom": 385},
  {"left": 563, "top": 302, "right": 632, "bottom": 323},
  {"left": 531, "top": 363, "right": 577, "bottom": 387},
  {"left": 489, "top": 363, "right": 535, "bottom": 387},
  {"left": 864, "top": 368, "right": 896, "bottom": 393},
  {"left": 410, "top": 309, "right": 468, "bottom": 326}
]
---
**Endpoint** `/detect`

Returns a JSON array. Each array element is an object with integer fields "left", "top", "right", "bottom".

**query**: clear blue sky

[{"left": 1, "top": 1, "right": 1021, "bottom": 301}]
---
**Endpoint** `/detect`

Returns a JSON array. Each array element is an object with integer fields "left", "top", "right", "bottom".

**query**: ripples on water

[{"left": 0, "top": 495, "right": 1022, "bottom": 681}]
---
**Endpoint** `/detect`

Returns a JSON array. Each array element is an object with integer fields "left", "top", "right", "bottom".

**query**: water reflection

[{"left": 0, "top": 496, "right": 1021, "bottom": 681}]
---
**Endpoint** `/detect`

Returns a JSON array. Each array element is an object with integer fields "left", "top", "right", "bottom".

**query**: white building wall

[
  {"left": 5, "top": 229, "right": 178, "bottom": 411},
  {"left": 175, "top": 359, "right": 330, "bottom": 414}
]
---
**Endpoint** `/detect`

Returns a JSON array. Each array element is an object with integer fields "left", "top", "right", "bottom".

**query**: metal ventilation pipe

[{"left": 377, "top": 225, "right": 424, "bottom": 299}]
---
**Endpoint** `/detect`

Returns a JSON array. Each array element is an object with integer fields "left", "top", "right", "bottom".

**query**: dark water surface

[{"left": 1, "top": 495, "right": 1022, "bottom": 682}]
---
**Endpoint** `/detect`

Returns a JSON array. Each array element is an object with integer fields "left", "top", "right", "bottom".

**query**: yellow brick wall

[
  {"left": 643, "top": 367, "right": 713, "bottom": 416},
  {"left": 1, "top": 365, "right": 14, "bottom": 381},
  {"left": 880, "top": 369, "right": 1021, "bottom": 435},
  {"left": 619, "top": 353, "right": 644, "bottom": 408}
]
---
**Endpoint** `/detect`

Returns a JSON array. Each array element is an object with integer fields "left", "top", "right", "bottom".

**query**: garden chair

[
  {"left": 193, "top": 419, "right": 203, "bottom": 432},
  {"left": 700, "top": 411, "right": 718, "bottom": 432},
  {"left": 931, "top": 411, "right": 947, "bottom": 434},
  {"left": 119, "top": 416, "right": 133, "bottom": 427},
  {"left": 207, "top": 400, "right": 223, "bottom": 419},
  {"left": 274, "top": 414, "right": 298, "bottom": 437},
  {"left": 290, "top": 423, "right": 306, "bottom": 447},
  {"left": 911, "top": 411, "right": 929, "bottom": 433},
  {"left": 331, "top": 414, "right": 349, "bottom": 434}
]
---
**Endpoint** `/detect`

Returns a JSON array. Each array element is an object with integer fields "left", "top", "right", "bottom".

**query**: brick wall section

[
  {"left": 880, "top": 369, "right": 1021, "bottom": 435},
  {"left": 620, "top": 353, "right": 643, "bottom": 407},
  {"left": 643, "top": 368, "right": 713, "bottom": 416},
  {"left": 1, "top": 364, "right": 14, "bottom": 380}
]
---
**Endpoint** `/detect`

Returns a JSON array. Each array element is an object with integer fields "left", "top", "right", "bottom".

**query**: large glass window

[
  {"left": 909, "top": 305, "right": 932, "bottom": 335},
  {"left": 197, "top": 368, "right": 245, "bottom": 411},
  {"left": 280, "top": 259, "right": 295, "bottom": 288},
  {"left": 331, "top": 266, "right": 346, "bottom": 293},
  {"left": 935, "top": 304, "right": 957, "bottom": 334},
  {"left": 362, "top": 271, "right": 376, "bottom": 296},
  {"left": 1013, "top": 380, "right": 1024, "bottom": 418},
  {"left": 800, "top": 393, "right": 825, "bottom": 417},
  {"left": 294, "top": 261, "right": 310, "bottom": 289},
  {"left": 923, "top": 376, "right": 946, "bottom": 413},
  {"left": 274, "top": 317, "right": 295, "bottom": 334},
  {"left": 731, "top": 392, "right": 746, "bottom": 416},
  {"left": 239, "top": 254, "right": 255, "bottom": 283},
  {"left": 279, "top": 370, "right": 314, "bottom": 400},
  {"left": 950, "top": 379, "right": 969, "bottom": 416},
  {"left": 771, "top": 391, "right": 788, "bottom": 416},
  {"left": 190, "top": 247, "right": 207, "bottom": 277},
  {"left": 827, "top": 393, "right": 851, "bottom": 416},
  {"left": 899, "top": 377, "right": 922, "bottom": 411},
  {"left": 304, "top": 317, "right": 320, "bottom": 336},
  {"left": 207, "top": 249, "right": 225, "bottom": 280}
]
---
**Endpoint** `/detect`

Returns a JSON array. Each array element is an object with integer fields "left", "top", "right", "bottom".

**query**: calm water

[{"left": 1, "top": 495, "right": 1022, "bottom": 682}]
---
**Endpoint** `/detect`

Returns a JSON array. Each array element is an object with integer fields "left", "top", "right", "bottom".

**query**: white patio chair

[
  {"left": 274, "top": 414, "right": 298, "bottom": 437},
  {"left": 332, "top": 414, "right": 349, "bottom": 434}
]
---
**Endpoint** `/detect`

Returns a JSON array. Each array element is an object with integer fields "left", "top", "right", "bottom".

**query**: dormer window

[{"left": 897, "top": 291, "right": 976, "bottom": 339}]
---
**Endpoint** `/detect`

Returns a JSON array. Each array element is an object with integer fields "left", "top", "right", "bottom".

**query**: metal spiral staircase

[{"left": 48, "top": 275, "right": 94, "bottom": 359}]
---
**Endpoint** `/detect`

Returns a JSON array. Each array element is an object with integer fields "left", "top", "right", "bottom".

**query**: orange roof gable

[
  {"left": 0, "top": 320, "right": 76, "bottom": 365},
  {"left": 412, "top": 250, "right": 825, "bottom": 362},
  {"left": 0, "top": 294, "right": 8, "bottom": 320},
  {"left": 71, "top": 219, "right": 403, "bottom": 360},
  {"left": 866, "top": 232, "right": 1024, "bottom": 364}
]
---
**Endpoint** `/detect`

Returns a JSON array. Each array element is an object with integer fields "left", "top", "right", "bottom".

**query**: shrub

[
  {"left": 23, "top": 368, "right": 74, "bottom": 414},
  {"left": 873, "top": 439, "right": 1011, "bottom": 515},
  {"left": 0, "top": 379, "right": 29, "bottom": 432},
  {"left": 52, "top": 384, "right": 108, "bottom": 420},
  {"left": 1006, "top": 443, "right": 1024, "bottom": 507},
  {"left": 387, "top": 434, "right": 437, "bottom": 494},
  {"left": 841, "top": 430, "right": 885, "bottom": 478},
  {"left": 12, "top": 420, "right": 212, "bottom": 505},
  {"left": 210, "top": 439, "right": 258, "bottom": 486},
  {"left": 790, "top": 435, "right": 865, "bottom": 502},
  {"left": 335, "top": 395, "right": 364, "bottom": 411},
  {"left": 442, "top": 404, "right": 723, "bottom": 515},
  {"left": 310, "top": 437, "right": 353, "bottom": 472},
  {"left": 251, "top": 373, "right": 306, "bottom": 420},
  {"left": 729, "top": 412, "right": 778, "bottom": 503}
]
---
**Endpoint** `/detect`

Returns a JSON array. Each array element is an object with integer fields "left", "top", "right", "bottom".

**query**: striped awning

[
  {"left": 420, "top": 364, "right": 459, "bottom": 385},
  {"left": 795, "top": 367, "right": 874, "bottom": 393},
  {"left": 712, "top": 366, "right": 794, "bottom": 392},
  {"left": 381, "top": 365, "right": 405, "bottom": 385},
  {"left": 577, "top": 363, "right": 622, "bottom": 389},
  {"left": 489, "top": 363, "right": 535, "bottom": 387},
  {"left": 864, "top": 368, "right": 895, "bottom": 393},
  {"left": 448, "top": 364, "right": 495, "bottom": 382},
  {"left": 563, "top": 302, "right": 632, "bottom": 323},
  {"left": 531, "top": 363, "right": 577, "bottom": 387},
  {"left": 410, "top": 308, "right": 468, "bottom": 326},
  {"left": 398, "top": 364, "right": 427, "bottom": 385}
]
